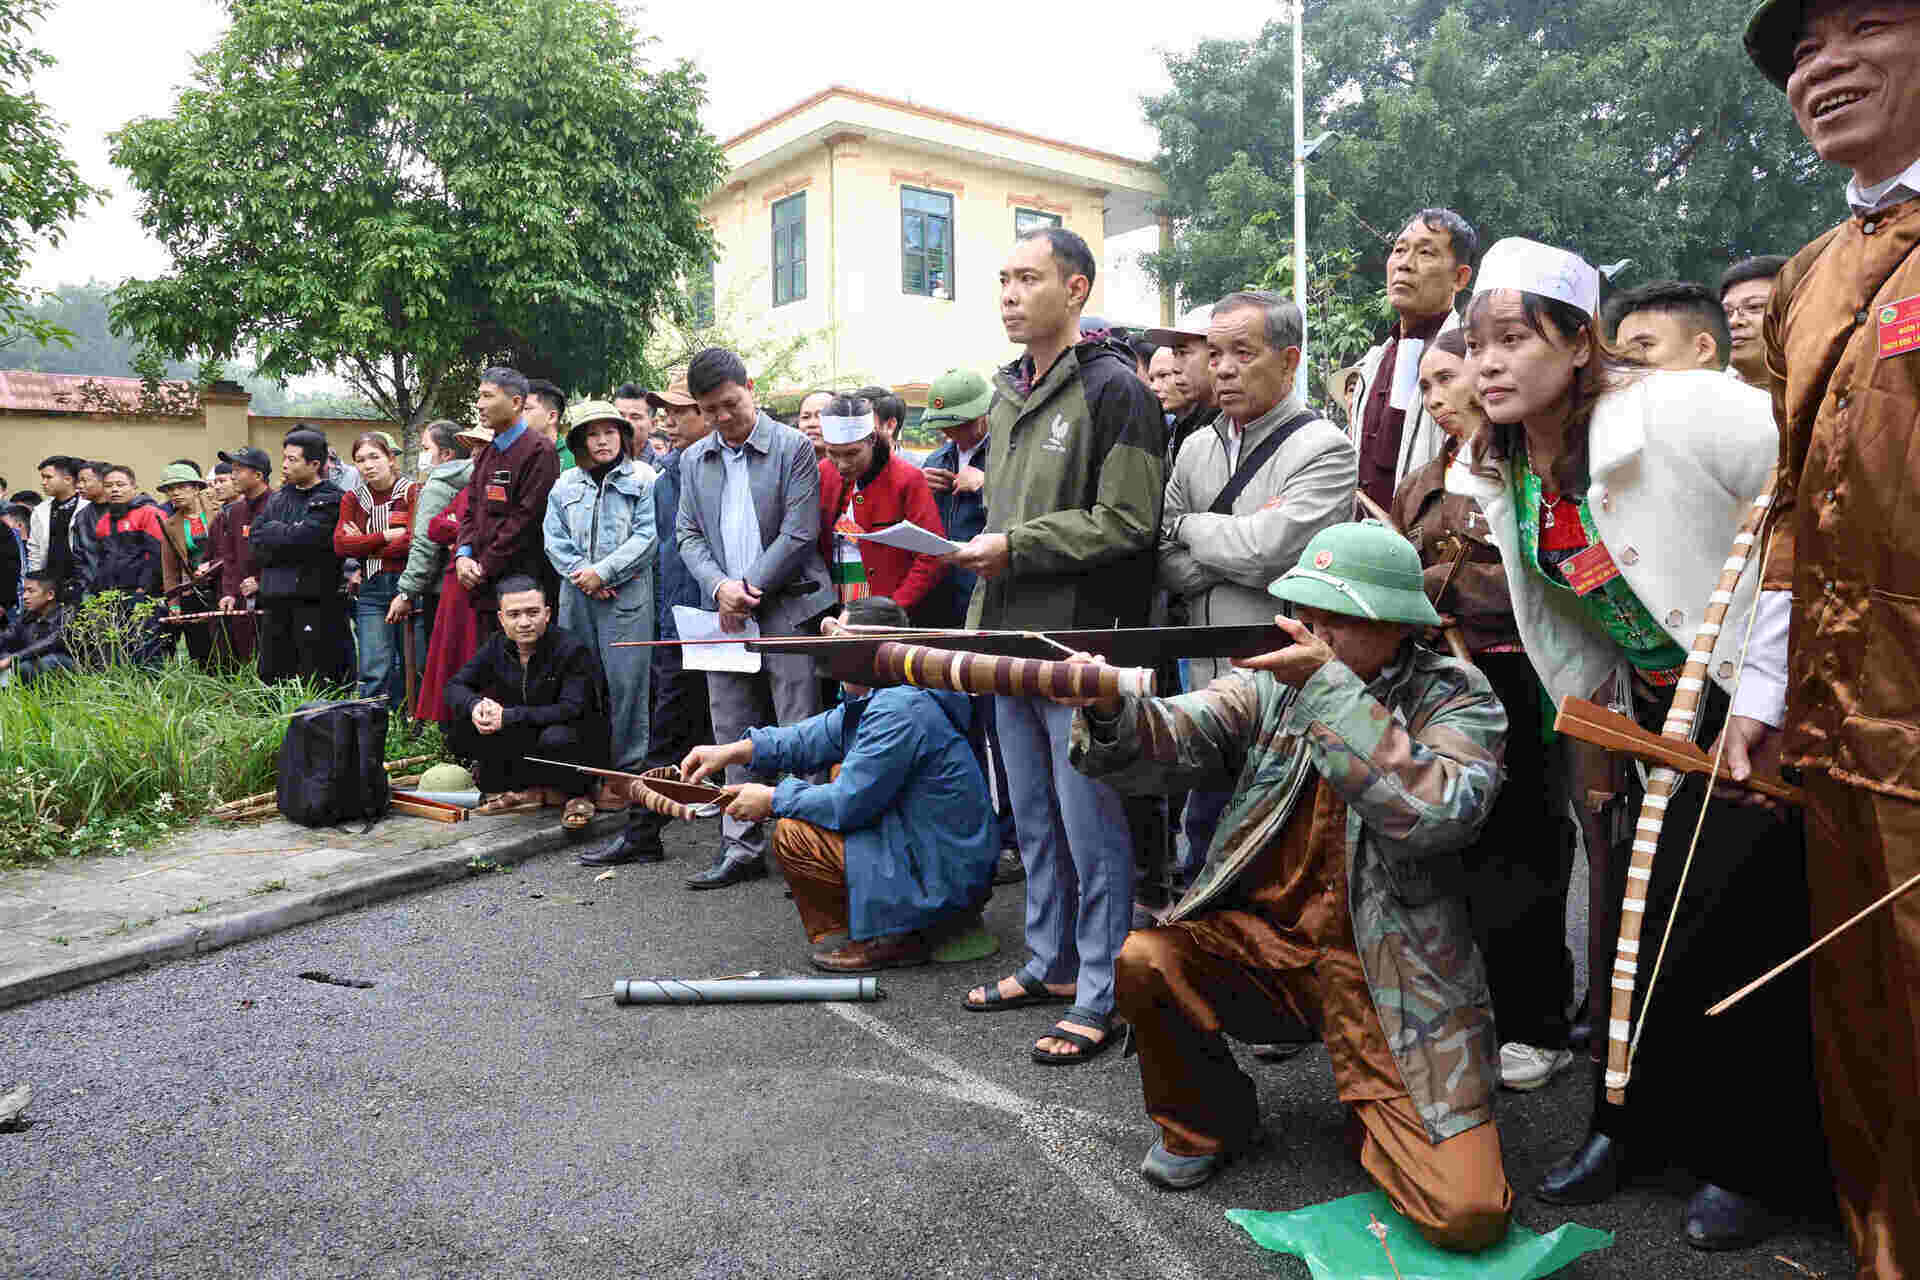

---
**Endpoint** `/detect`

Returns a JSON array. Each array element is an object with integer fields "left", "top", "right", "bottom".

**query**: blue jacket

[
  {"left": 652, "top": 448, "right": 704, "bottom": 638},
  {"left": 750, "top": 686, "right": 996, "bottom": 940},
  {"left": 543, "top": 458, "right": 657, "bottom": 609},
  {"left": 919, "top": 434, "right": 991, "bottom": 627}
]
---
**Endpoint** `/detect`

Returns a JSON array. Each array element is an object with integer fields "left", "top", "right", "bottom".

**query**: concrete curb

[{"left": 0, "top": 818, "right": 607, "bottom": 1012}]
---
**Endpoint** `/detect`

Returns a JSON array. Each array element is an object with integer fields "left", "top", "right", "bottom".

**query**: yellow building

[{"left": 704, "top": 86, "right": 1168, "bottom": 408}]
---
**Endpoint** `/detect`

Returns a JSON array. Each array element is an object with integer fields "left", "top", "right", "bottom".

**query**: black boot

[
  {"left": 1536, "top": 1133, "right": 1628, "bottom": 1205},
  {"left": 1684, "top": 1183, "right": 1777, "bottom": 1251},
  {"left": 685, "top": 851, "right": 766, "bottom": 889},
  {"left": 577, "top": 826, "right": 666, "bottom": 866}
]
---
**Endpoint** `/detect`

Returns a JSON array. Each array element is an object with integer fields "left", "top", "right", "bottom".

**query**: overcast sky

[{"left": 22, "top": 0, "right": 1277, "bottom": 319}]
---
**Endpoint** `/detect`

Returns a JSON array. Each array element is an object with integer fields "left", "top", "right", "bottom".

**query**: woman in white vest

[{"left": 1445, "top": 239, "right": 1830, "bottom": 1248}]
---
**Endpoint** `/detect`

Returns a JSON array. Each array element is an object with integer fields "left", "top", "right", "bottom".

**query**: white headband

[
  {"left": 821, "top": 412, "right": 875, "bottom": 445},
  {"left": 1473, "top": 236, "right": 1600, "bottom": 319}
]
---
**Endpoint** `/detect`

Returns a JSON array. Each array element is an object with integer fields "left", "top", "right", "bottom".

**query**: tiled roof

[{"left": 0, "top": 371, "right": 189, "bottom": 413}]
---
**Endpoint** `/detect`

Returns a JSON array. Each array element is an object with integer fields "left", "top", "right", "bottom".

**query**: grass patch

[{"left": 0, "top": 657, "right": 441, "bottom": 869}]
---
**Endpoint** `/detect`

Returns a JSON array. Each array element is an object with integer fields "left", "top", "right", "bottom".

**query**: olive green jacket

[{"left": 967, "top": 337, "right": 1165, "bottom": 631}]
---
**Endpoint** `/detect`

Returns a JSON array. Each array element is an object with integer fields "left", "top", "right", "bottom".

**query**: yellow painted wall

[
  {"left": 706, "top": 136, "right": 1113, "bottom": 392},
  {"left": 0, "top": 407, "right": 403, "bottom": 501}
]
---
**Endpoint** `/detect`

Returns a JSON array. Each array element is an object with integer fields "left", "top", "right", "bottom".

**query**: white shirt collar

[{"left": 1846, "top": 153, "right": 1920, "bottom": 215}]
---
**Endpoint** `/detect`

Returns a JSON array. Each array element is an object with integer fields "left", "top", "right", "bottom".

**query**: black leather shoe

[
  {"left": 577, "top": 831, "right": 665, "bottom": 866},
  {"left": 1536, "top": 1133, "right": 1626, "bottom": 1205},
  {"left": 992, "top": 848, "right": 1025, "bottom": 885},
  {"left": 684, "top": 853, "right": 766, "bottom": 890},
  {"left": 1685, "top": 1183, "right": 1776, "bottom": 1251}
]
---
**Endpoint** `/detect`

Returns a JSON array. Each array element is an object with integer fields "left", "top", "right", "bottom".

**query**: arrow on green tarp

[{"left": 1228, "top": 1191, "right": 1612, "bottom": 1280}]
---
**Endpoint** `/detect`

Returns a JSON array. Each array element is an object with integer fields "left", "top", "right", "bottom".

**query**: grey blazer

[{"left": 676, "top": 411, "right": 834, "bottom": 636}]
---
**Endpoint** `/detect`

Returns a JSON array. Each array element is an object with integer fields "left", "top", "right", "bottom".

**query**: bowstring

[{"left": 1627, "top": 510, "right": 1777, "bottom": 1068}]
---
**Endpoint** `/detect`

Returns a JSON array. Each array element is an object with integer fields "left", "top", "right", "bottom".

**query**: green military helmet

[
  {"left": 418, "top": 762, "right": 476, "bottom": 792},
  {"left": 919, "top": 368, "right": 994, "bottom": 431},
  {"left": 1269, "top": 520, "right": 1442, "bottom": 627},
  {"left": 158, "top": 461, "right": 208, "bottom": 491}
]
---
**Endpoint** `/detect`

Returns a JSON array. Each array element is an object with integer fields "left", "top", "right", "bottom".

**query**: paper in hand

[
  {"left": 673, "top": 605, "right": 762, "bottom": 673},
  {"left": 848, "top": 521, "right": 962, "bottom": 556}
]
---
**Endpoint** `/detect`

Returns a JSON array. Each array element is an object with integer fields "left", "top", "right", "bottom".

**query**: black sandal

[
  {"left": 960, "top": 972, "right": 1071, "bottom": 1013},
  {"left": 1032, "top": 1011, "right": 1119, "bottom": 1066}
]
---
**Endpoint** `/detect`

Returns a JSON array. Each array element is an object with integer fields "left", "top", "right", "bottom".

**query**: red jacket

[
  {"left": 817, "top": 457, "right": 841, "bottom": 564},
  {"left": 836, "top": 450, "right": 948, "bottom": 611},
  {"left": 333, "top": 478, "right": 416, "bottom": 575}
]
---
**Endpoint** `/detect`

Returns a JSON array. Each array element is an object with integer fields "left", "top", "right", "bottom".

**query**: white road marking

[{"left": 826, "top": 1003, "right": 1203, "bottom": 1280}]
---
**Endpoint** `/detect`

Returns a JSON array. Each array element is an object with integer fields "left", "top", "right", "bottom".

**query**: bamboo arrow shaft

[{"left": 1707, "top": 867, "right": 1920, "bottom": 1017}]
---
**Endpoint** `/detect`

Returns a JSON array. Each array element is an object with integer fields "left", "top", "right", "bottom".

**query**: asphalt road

[{"left": 1, "top": 822, "right": 1852, "bottom": 1279}]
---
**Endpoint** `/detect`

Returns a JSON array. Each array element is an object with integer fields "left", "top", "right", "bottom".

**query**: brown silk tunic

[
  {"left": 1765, "top": 200, "right": 1920, "bottom": 800},
  {"left": 1210, "top": 775, "right": 1405, "bottom": 1103}
]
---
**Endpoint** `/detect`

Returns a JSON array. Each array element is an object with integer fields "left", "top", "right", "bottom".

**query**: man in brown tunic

[
  {"left": 456, "top": 366, "right": 562, "bottom": 631},
  {"left": 1731, "top": 4, "right": 1920, "bottom": 1274}
]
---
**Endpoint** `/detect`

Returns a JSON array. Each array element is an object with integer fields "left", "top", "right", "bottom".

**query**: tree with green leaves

[
  {"left": 1145, "top": 0, "right": 1843, "bottom": 341},
  {"left": 110, "top": 0, "right": 727, "bottom": 431},
  {"left": 0, "top": 0, "right": 101, "bottom": 351}
]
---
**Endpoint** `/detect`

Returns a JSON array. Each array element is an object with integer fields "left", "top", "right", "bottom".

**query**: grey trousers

[
  {"left": 707, "top": 651, "right": 820, "bottom": 863},
  {"left": 995, "top": 696, "right": 1135, "bottom": 1020},
  {"left": 557, "top": 582, "right": 652, "bottom": 772}
]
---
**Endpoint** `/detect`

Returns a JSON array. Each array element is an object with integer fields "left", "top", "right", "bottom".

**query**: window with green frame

[
  {"left": 772, "top": 193, "right": 806, "bottom": 306},
  {"left": 901, "top": 187, "right": 954, "bottom": 299},
  {"left": 1014, "top": 207, "right": 1062, "bottom": 237}
]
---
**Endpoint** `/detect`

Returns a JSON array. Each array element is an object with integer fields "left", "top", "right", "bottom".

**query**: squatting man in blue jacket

[{"left": 680, "top": 595, "right": 998, "bottom": 972}]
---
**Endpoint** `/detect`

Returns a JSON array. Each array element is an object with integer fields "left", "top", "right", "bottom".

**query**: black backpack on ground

[{"left": 276, "top": 699, "right": 391, "bottom": 830}]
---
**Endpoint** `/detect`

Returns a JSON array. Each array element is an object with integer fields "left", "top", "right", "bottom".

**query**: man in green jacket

[
  {"left": 1070, "top": 522, "right": 1512, "bottom": 1251},
  {"left": 948, "top": 226, "right": 1165, "bottom": 1065}
]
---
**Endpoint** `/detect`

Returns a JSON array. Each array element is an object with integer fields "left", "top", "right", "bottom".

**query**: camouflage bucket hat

[{"left": 1269, "top": 521, "right": 1441, "bottom": 627}]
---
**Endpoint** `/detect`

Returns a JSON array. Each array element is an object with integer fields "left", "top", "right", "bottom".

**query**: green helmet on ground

[
  {"left": 1269, "top": 520, "right": 1442, "bottom": 627},
  {"left": 419, "top": 762, "right": 476, "bottom": 792}
]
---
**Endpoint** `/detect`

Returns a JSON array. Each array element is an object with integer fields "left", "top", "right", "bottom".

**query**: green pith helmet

[
  {"left": 158, "top": 462, "right": 208, "bottom": 491},
  {"left": 919, "top": 368, "right": 993, "bottom": 430},
  {"left": 418, "top": 762, "right": 476, "bottom": 792},
  {"left": 1269, "top": 520, "right": 1442, "bottom": 627}
]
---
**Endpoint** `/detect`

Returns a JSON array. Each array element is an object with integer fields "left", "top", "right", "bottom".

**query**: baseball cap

[
  {"left": 217, "top": 446, "right": 273, "bottom": 476},
  {"left": 919, "top": 369, "right": 994, "bottom": 431}
]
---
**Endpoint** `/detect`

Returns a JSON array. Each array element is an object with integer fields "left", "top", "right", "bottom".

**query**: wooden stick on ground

[{"left": 1707, "top": 867, "right": 1920, "bottom": 1017}]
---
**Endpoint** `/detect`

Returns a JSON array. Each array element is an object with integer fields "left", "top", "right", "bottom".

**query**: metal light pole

[{"left": 1292, "top": 0, "right": 1307, "bottom": 401}]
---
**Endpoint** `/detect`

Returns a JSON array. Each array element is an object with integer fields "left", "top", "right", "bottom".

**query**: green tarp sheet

[{"left": 1228, "top": 1190, "right": 1612, "bottom": 1279}]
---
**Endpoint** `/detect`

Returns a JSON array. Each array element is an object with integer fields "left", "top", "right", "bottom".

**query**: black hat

[{"left": 218, "top": 446, "right": 273, "bottom": 476}]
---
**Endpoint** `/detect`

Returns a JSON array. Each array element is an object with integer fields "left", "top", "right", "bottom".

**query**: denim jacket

[{"left": 543, "top": 459, "right": 657, "bottom": 602}]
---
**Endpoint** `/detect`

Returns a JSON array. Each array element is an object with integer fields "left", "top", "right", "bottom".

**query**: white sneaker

[{"left": 1499, "top": 1041, "right": 1574, "bottom": 1091}]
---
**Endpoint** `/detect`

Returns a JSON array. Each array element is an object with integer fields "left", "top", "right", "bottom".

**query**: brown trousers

[
  {"left": 771, "top": 818, "right": 851, "bottom": 943},
  {"left": 1805, "top": 774, "right": 1920, "bottom": 1279},
  {"left": 1116, "top": 918, "right": 1512, "bottom": 1253}
]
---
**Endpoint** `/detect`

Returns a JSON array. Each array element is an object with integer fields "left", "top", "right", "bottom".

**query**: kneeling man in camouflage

[{"left": 1067, "top": 521, "right": 1512, "bottom": 1251}]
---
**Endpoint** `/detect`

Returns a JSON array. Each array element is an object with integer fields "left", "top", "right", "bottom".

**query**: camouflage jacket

[{"left": 1070, "top": 644, "right": 1507, "bottom": 1143}]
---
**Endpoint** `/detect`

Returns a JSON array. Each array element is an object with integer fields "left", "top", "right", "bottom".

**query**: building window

[
  {"left": 901, "top": 187, "right": 954, "bottom": 300},
  {"left": 1014, "top": 207, "right": 1062, "bottom": 237},
  {"left": 772, "top": 193, "right": 806, "bottom": 306},
  {"left": 693, "top": 257, "right": 716, "bottom": 327}
]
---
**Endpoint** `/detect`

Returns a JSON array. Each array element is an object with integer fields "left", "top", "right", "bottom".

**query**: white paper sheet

[
  {"left": 847, "top": 520, "right": 963, "bottom": 556},
  {"left": 672, "top": 605, "right": 762, "bottom": 673}
]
